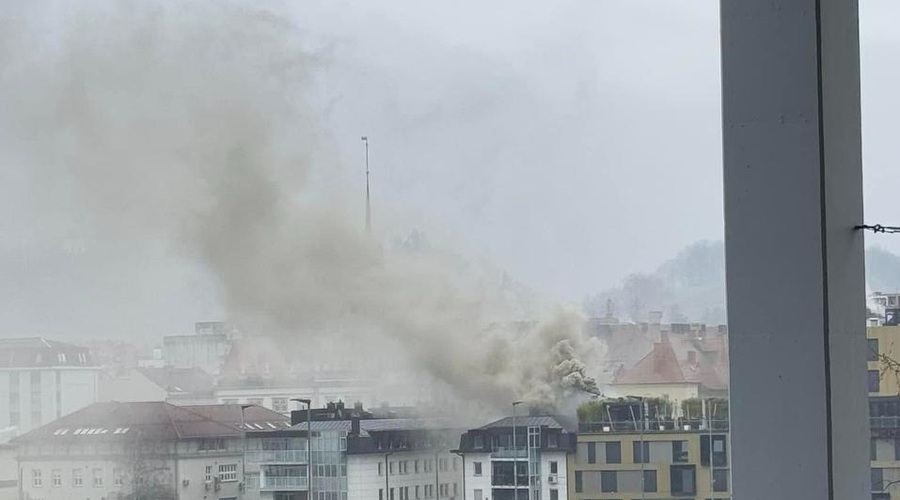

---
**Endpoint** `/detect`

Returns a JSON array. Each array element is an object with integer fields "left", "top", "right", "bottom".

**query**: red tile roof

[{"left": 613, "top": 332, "right": 689, "bottom": 385}]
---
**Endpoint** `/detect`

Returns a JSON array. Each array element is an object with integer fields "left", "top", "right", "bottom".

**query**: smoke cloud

[{"left": 0, "top": 1, "right": 604, "bottom": 414}]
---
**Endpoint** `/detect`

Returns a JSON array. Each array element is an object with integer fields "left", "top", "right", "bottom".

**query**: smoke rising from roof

[{"left": 0, "top": 1, "right": 603, "bottom": 413}]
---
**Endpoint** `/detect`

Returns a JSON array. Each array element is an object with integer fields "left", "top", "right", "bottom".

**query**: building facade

[
  {"left": 244, "top": 402, "right": 464, "bottom": 500},
  {"left": 573, "top": 401, "right": 730, "bottom": 500},
  {"left": 12, "top": 401, "right": 289, "bottom": 500},
  {"left": 0, "top": 338, "right": 101, "bottom": 443},
  {"left": 867, "top": 325, "right": 900, "bottom": 499},
  {"left": 456, "top": 415, "right": 576, "bottom": 500}
]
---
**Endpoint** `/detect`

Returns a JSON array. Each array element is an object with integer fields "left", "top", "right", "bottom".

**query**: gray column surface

[{"left": 721, "top": 0, "right": 868, "bottom": 499}]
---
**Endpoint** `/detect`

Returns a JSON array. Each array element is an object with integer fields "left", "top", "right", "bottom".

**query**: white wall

[
  {"left": 0, "top": 368, "right": 100, "bottom": 442},
  {"left": 347, "top": 451, "right": 462, "bottom": 500},
  {"left": 463, "top": 451, "right": 569, "bottom": 500}
]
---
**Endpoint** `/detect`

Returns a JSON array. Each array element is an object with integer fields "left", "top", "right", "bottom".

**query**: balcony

[
  {"left": 260, "top": 476, "right": 308, "bottom": 491},
  {"left": 491, "top": 447, "right": 527, "bottom": 459},
  {"left": 246, "top": 450, "right": 308, "bottom": 464},
  {"left": 578, "top": 419, "right": 730, "bottom": 434}
]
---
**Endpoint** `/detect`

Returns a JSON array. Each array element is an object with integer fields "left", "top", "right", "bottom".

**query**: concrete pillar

[{"left": 721, "top": 0, "right": 868, "bottom": 498}]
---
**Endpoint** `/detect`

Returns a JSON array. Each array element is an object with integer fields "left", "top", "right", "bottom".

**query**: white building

[
  {"left": 456, "top": 416, "right": 576, "bottom": 500},
  {"left": 0, "top": 337, "right": 101, "bottom": 443},
  {"left": 12, "top": 401, "right": 289, "bottom": 500},
  {"left": 244, "top": 402, "right": 464, "bottom": 500}
]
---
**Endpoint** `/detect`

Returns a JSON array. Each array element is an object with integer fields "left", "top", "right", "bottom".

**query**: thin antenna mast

[{"left": 361, "top": 136, "right": 371, "bottom": 233}]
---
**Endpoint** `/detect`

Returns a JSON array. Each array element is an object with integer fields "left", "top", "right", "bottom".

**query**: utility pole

[
  {"left": 361, "top": 136, "right": 371, "bottom": 234},
  {"left": 512, "top": 401, "right": 523, "bottom": 500}
]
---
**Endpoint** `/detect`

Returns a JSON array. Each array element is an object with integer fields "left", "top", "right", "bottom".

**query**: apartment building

[
  {"left": 572, "top": 399, "right": 730, "bottom": 500},
  {"left": 455, "top": 415, "right": 576, "bottom": 500},
  {"left": 867, "top": 325, "right": 900, "bottom": 499},
  {"left": 0, "top": 337, "right": 101, "bottom": 442},
  {"left": 12, "top": 401, "right": 289, "bottom": 500},
  {"left": 243, "top": 402, "right": 464, "bottom": 500}
]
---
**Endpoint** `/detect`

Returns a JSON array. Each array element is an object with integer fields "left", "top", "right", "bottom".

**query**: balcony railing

[
  {"left": 491, "top": 446, "right": 528, "bottom": 458},
  {"left": 260, "top": 476, "right": 308, "bottom": 491},
  {"left": 491, "top": 474, "right": 530, "bottom": 487},
  {"left": 245, "top": 450, "right": 308, "bottom": 464},
  {"left": 578, "top": 419, "right": 730, "bottom": 434}
]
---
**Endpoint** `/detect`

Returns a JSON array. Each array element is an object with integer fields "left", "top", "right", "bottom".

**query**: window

[
  {"left": 604, "top": 441, "right": 621, "bottom": 464},
  {"left": 700, "top": 435, "right": 728, "bottom": 466},
  {"left": 870, "top": 338, "right": 881, "bottom": 361},
  {"left": 587, "top": 442, "right": 596, "bottom": 464},
  {"left": 574, "top": 471, "right": 582, "bottom": 493},
  {"left": 415, "top": 459, "right": 420, "bottom": 473},
  {"left": 870, "top": 370, "right": 882, "bottom": 393},
  {"left": 93, "top": 468, "right": 103, "bottom": 487},
  {"left": 73, "top": 469, "right": 83, "bottom": 487},
  {"left": 219, "top": 464, "right": 237, "bottom": 482},
  {"left": 713, "top": 468, "right": 729, "bottom": 492},
  {"left": 32, "top": 469, "right": 42, "bottom": 488},
  {"left": 600, "top": 471, "right": 617, "bottom": 493},
  {"left": 473, "top": 434, "right": 483, "bottom": 449},
  {"left": 415, "top": 486, "right": 420, "bottom": 499},
  {"left": 8, "top": 372, "right": 20, "bottom": 426},
  {"left": 549, "top": 461, "right": 558, "bottom": 474},
  {"left": 51, "top": 469, "right": 61, "bottom": 487},
  {"left": 272, "top": 398, "right": 289, "bottom": 413},
  {"left": 632, "top": 441, "right": 650, "bottom": 463},
  {"left": 379, "top": 489, "right": 384, "bottom": 500},
  {"left": 549, "top": 490, "right": 558, "bottom": 500},
  {"left": 548, "top": 433, "right": 558, "bottom": 447},
  {"left": 473, "top": 489, "right": 483, "bottom": 500},
  {"left": 453, "top": 457, "right": 458, "bottom": 471},
  {"left": 378, "top": 462, "right": 383, "bottom": 476},
  {"left": 473, "top": 462, "right": 482, "bottom": 476},
  {"left": 873, "top": 468, "right": 884, "bottom": 492},
  {"left": 114, "top": 469, "right": 124, "bottom": 487},
  {"left": 389, "top": 461, "right": 394, "bottom": 475},
  {"left": 672, "top": 440, "right": 689, "bottom": 462},
  {"left": 670, "top": 465, "right": 696, "bottom": 495},
  {"left": 205, "top": 465, "right": 212, "bottom": 482},
  {"left": 390, "top": 487, "right": 395, "bottom": 500},
  {"left": 643, "top": 470, "right": 657, "bottom": 493}
]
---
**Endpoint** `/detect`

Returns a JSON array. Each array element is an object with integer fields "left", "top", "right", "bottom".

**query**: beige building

[{"left": 572, "top": 399, "right": 730, "bottom": 500}]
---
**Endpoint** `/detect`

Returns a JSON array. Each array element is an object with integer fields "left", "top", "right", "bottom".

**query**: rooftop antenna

[{"left": 361, "top": 136, "right": 371, "bottom": 234}]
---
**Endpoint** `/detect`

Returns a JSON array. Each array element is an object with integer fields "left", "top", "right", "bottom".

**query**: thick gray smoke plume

[{"left": 0, "top": 1, "right": 603, "bottom": 413}]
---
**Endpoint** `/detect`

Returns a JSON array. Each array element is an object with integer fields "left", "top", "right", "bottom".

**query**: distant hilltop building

[{"left": 0, "top": 337, "right": 101, "bottom": 443}]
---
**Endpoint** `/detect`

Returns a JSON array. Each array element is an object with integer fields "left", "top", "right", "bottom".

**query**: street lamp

[
  {"left": 291, "top": 398, "right": 313, "bottom": 500},
  {"left": 453, "top": 451, "right": 466, "bottom": 500},
  {"left": 384, "top": 451, "right": 394, "bottom": 500},
  {"left": 512, "top": 401, "right": 524, "bottom": 500},
  {"left": 239, "top": 404, "right": 254, "bottom": 499}
]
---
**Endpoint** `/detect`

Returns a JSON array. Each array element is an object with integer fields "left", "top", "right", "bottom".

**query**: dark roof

[
  {"left": 0, "top": 337, "right": 96, "bottom": 368},
  {"left": 477, "top": 415, "right": 575, "bottom": 432},
  {"left": 137, "top": 367, "right": 215, "bottom": 394},
  {"left": 183, "top": 404, "right": 291, "bottom": 430},
  {"left": 287, "top": 417, "right": 455, "bottom": 436},
  {"left": 11, "top": 402, "right": 243, "bottom": 444}
]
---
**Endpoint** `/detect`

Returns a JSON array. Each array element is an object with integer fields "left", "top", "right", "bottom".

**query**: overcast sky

[{"left": 1, "top": 1, "right": 898, "bottom": 340}]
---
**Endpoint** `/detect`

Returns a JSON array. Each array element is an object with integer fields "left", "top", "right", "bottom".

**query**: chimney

[{"left": 350, "top": 417, "right": 361, "bottom": 436}]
